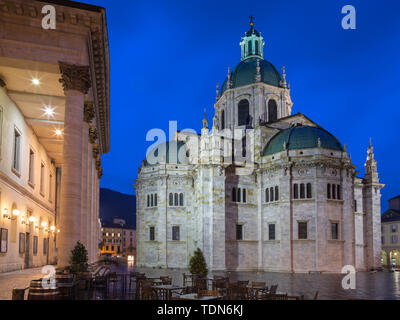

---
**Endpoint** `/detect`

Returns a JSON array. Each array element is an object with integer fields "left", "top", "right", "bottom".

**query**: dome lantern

[{"left": 240, "top": 16, "right": 264, "bottom": 61}]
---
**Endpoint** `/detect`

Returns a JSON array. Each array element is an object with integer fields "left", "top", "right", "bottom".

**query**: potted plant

[
  {"left": 189, "top": 248, "right": 208, "bottom": 294},
  {"left": 69, "top": 241, "right": 89, "bottom": 290},
  {"left": 70, "top": 241, "right": 89, "bottom": 274}
]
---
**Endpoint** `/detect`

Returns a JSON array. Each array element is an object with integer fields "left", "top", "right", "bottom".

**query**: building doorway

[{"left": 390, "top": 250, "right": 400, "bottom": 268}]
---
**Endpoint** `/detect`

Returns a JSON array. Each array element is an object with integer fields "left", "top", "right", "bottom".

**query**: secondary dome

[
  {"left": 263, "top": 125, "right": 344, "bottom": 156},
  {"left": 144, "top": 141, "right": 188, "bottom": 166},
  {"left": 220, "top": 58, "right": 282, "bottom": 94}
]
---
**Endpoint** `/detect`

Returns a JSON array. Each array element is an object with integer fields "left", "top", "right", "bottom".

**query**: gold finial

[{"left": 249, "top": 15, "right": 254, "bottom": 27}]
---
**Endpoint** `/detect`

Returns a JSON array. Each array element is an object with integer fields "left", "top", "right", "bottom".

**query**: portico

[{"left": 0, "top": 0, "right": 110, "bottom": 271}]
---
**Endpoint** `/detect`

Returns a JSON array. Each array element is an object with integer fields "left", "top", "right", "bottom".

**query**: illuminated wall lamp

[
  {"left": 50, "top": 226, "right": 55, "bottom": 233},
  {"left": 41, "top": 221, "right": 48, "bottom": 231},
  {"left": 2, "top": 208, "right": 10, "bottom": 219},
  {"left": 9, "top": 209, "right": 20, "bottom": 221},
  {"left": 21, "top": 215, "right": 26, "bottom": 224}
]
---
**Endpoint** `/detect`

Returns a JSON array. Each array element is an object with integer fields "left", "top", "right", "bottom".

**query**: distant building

[
  {"left": 381, "top": 196, "right": 400, "bottom": 267},
  {"left": 100, "top": 218, "right": 136, "bottom": 262}
]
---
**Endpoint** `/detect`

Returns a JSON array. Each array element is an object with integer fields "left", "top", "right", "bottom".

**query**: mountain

[{"left": 99, "top": 188, "right": 136, "bottom": 229}]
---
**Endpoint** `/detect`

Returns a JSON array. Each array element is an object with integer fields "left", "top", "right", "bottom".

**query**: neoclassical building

[
  {"left": 0, "top": 0, "right": 110, "bottom": 272},
  {"left": 135, "top": 20, "right": 383, "bottom": 272},
  {"left": 381, "top": 196, "right": 400, "bottom": 267}
]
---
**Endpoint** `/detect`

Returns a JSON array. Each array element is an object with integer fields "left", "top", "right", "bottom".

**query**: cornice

[
  {"left": 0, "top": 0, "right": 110, "bottom": 154},
  {"left": 0, "top": 169, "right": 55, "bottom": 214}
]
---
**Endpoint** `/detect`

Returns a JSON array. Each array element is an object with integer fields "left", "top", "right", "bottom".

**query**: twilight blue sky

[{"left": 82, "top": 0, "right": 400, "bottom": 211}]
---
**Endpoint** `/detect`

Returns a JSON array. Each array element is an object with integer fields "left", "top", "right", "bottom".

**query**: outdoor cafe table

[
  {"left": 178, "top": 293, "right": 221, "bottom": 301},
  {"left": 152, "top": 285, "right": 186, "bottom": 300}
]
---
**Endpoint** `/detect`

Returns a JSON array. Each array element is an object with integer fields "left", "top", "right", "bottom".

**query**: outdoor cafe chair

[
  {"left": 160, "top": 276, "right": 172, "bottom": 285},
  {"left": 269, "top": 284, "right": 278, "bottom": 294},
  {"left": 141, "top": 281, "right": 157, "bottom": 300}
]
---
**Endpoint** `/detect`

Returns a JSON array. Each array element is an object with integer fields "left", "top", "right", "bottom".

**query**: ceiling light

[
  {"left": 44, "top": 107, "right": 54, "bottom": 117},
  {"left": 32, "top": 78, "right": 40, "bottom": 86}
]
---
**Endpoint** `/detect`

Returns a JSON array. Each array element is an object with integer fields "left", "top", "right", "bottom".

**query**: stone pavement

[{"left": 0, "top": 267, "right": 44, "bottom": 300}]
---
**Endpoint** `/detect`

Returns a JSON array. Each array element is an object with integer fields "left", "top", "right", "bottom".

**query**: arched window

[
  {"left": 293, "top": 184, "right": 299, "bottom": 199},
  {"left": 169, "top": 193, "right": 173, "bottom": 206},
  {"left": 332, "top": 185, "right": 336, "bottom": 199},
  {"left": 306, "top": 183, "right": 312, "bottom": 199},
  {"left": 327, "top": 184, "right": 331, "bottom": 199},
  {"left": 268, "top": 99, "right": 278, "bottom": 122},
  {"left": 337, "top": 185, "right": 341, "bottom": 200},
  {"left": 237, "top": 188, "right": 241, "bottom": 202},
  {"left": 275, "top": 186, "right": 279, "bottom": 201},
  {"left": 265, "top": 189, "right": 269, "bottom": 202},
  {"left": 248, "top": 41, "right": 252, "bottom": 55},
  {"left": 151, "top": 194, "right": 154, "bottom": 207},
  {"left": 154, "top": 194, "right": 157, "bottom": 206},
  {"left": 232, "top": 188, "right": 236, "bottom": 202},
  {"left": 242, "top": 189, "right": 246, "bottom": 203},
  {"left": 174, "top": 193, "right": 179, "bottom": 206},
  {"left": 238, "top": 100, "right": 250, "bottom": 126},
  {"left": 255, "top": 40, "right": 259, "bottom": 55},
  {"left": 270, "top": 187, "right": 274, "bottom": 202},
  {"left": 221, "top": 110, "right": 225, "bottom": 130},
  {"left": 300, "top": 184, "right": 305, "bottom": 199},
  {"left": 147, "top": 195, "right": 150, "bottom": 207},
  {"left": 179, "top": 193, "right": 184, "bottom": 206}
]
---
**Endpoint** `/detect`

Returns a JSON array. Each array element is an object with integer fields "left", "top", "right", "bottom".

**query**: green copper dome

[
  {"left": 144, "top": 141, "right": 188, "bottom": 166},
  {"left": 263, "top": 125, "right": 343, "bottom": 156},
  {"left": 220, "top": 57, "right": 282, "bottom": 94}
]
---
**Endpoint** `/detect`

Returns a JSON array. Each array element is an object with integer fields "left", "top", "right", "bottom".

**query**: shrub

[
  {"left": 69, "top": 241, "right": 88, "bottom": 274},
  {"left": 189, "top": 248, "right": 208, "bottom": 275}
]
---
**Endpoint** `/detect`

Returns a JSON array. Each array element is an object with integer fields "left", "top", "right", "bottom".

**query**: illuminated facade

[
  {"left": 381, "top": 196, "right": 400, "bottom": 267},
  {"left": 135, "top": 20, "right": 384, "bottom": 272},
  {"left": 0, "top": 0, "right": 110, "bottom": 272},
  {"left": 100, "top": 218, "right": 136, "bottom": 261}
]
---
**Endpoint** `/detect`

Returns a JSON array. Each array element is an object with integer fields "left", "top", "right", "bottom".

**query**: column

[
  {"left": 57, "top": 62, "right": 91, "bottom": 267},
  {"left": 81, "top": 102, "right": 95, "bottom": 249},
  {"left": 87, "top": 143, "right": 95, "bottom": 261},
  {"left": 94, "top": 153, "right": 102, "bottom": 262},
  {"left": 95, "top": 171, "right": 101, "bottom": 261},
  {"left": 88, "top": 127, "right": 99, "bottom": 262}
]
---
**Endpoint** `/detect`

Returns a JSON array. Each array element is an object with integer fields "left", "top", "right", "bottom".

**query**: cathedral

[{"left": 135, "top": 20, "right": 384, "bottom": 273}]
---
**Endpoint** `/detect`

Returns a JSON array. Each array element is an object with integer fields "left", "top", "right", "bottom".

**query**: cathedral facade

[{"left": 135, "top": 21, "right": 383, "bottom": 273}]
